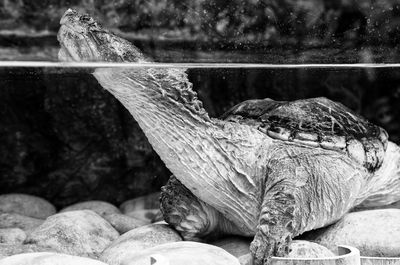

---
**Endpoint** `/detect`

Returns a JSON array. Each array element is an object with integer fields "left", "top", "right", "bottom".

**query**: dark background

[
  {"left": 1, "top": 0, "right": 400, "bottom": 47},
  {"left": 1, "top": 0, "right": 400, "bottom": 62},
  {"left": 0, "top": 0, "right": 399, "bottom": 208}
]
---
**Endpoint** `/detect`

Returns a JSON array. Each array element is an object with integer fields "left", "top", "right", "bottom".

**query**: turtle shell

[{"left": 221, "top": 97, "right": 388, "bottom": 172}]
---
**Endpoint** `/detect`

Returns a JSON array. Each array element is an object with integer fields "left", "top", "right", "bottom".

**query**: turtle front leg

[
  {"left": 250, "top": 181, "right": 300, "bottom": 265},
  {"left": 161, "top": 176, "right": 236, "bottom": 241}
]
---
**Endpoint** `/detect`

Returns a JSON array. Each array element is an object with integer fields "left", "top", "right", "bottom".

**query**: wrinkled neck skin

[{"left": 93, "top": 67, "right": 270, "bottom": 234}]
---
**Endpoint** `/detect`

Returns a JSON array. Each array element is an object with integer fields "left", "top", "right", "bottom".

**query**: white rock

[
  {"left": 304, "top": 209, "right": 400, "bottom": 257},
  {"left": 0, "top": 244, "right": 56, "bottom": 259},
  {"left": 60, "top": 200, "right": 121, "bottom": 217},
  {"left": 0, "top": 194, "right": 56, "bottom": 219},
  {"left": 0, "top": 213, "right": 43, "bottom": 232},
  {"left": 120, "top": 193, "right": 160, "bottom": 213},
  {"left": 0, "top": 228, "right": 26, "bottom": 244},
  {"left": 212, "top": 237, "right": 334, "bottom": 265},
  {"left": 120, "top": 193, "right": 162, "bottom": 223},
  {"left": 100, "top": 223, "right": 181, "bottom": 265},
  {"left": 125, "top": 209, "right": 162, "bottom": 223},
  {"left": 0, "top": 252, "right": 108, "bottom": 265},
  {"left": 103, "top": 213, "right": 148, "bottom": 234},
  {"left": 26, "top": 210, "right": 119, "bottom": 257},
  {"left": 287, "top": 240, "right": 335, "bottom": 258},
  {"left": 121, "top": 241, "right": 241, "bottom": 265}
]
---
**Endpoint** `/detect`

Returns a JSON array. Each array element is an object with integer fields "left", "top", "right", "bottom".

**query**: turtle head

[{"left": 57, "top": 9, "right": 143, "bottom": 62}]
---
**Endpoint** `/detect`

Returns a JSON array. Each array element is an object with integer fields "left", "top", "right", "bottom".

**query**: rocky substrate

[{"left": 0, "top": 193, "right": 399, "bottom": 264}]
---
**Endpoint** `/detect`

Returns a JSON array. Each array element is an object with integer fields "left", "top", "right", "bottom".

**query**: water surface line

[{"left": 0, "top": 61, "right": 400, "bottom": 69}]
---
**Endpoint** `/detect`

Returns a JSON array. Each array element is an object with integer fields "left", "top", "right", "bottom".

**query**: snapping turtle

[{"left": 57, "top": 9, "right": 400, "bottom": 264}]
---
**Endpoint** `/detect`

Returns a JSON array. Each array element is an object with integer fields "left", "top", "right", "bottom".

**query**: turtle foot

[
  {"left": 250, "top": 229, "right": 291, "bottom": 265},
  {"left": 160, "top": 176, "right": 218, "bottom": 241}
]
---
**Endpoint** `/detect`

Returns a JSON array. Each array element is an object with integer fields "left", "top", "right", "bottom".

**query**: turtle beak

[{"left": 60, "top": 9, "right": 78, "bottom": 26}]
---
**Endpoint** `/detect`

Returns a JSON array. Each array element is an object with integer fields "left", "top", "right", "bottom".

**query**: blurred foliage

[{"left": 0, "top": 0, "right": 399, "bottom": 45}]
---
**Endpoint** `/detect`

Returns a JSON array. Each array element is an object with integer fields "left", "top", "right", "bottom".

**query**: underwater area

[
  {"left": 1, "top": 64, "right": 400, "bottom": 207},
  {"left": 1, "top": 63, "right": 399, "bottom": 264},
  {"left": 0, "top": 0, "right": 400, "bottom": 265}
]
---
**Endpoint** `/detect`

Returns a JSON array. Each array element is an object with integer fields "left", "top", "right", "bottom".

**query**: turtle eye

[{"left": 80, "top": 14, "right": 93, "bottom": 23}]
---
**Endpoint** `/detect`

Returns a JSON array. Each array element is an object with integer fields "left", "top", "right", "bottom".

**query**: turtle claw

[
  {"left": 250, "top": 230, "right": 291, "bottom": 265},
  {"left": 250, "top": 232, "right": 273, "bottom": 265}
]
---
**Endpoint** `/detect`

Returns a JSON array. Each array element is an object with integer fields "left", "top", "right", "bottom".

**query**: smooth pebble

[
  {"left": 302, "top": 209, "right": 400, "bottom": 257},
  {"left": 121, "top": 241, "right": 240, "bottom": 265},
  {"left": 0, "top": 213, "right": 43, "bottom": 232},
  {"left": 60, "top": 200, "right": 121, "bottom": 217},
  {"left": 100, "top": 223, "right": 181, "bottom": 265},
  {"left": 0, "top": 252, "right": 108, "bottom": 264},
  {"left": 0, "top": 194, "right": 56, "bottom": 219},
  {"left": 26, "top": 210, "right": 119, "bottom": 257},
  {"left": 0, "top": 228, "right": 26, "bottom": 244}
]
